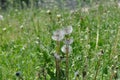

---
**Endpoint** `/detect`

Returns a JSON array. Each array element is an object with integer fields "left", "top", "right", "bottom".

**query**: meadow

[{"left": 0, "top": 0, "right": 120, "bottom": 80}]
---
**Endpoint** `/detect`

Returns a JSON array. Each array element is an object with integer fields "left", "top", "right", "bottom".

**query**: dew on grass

[{"left": 63, "top": 26, "right": 73, "bottom": 35}]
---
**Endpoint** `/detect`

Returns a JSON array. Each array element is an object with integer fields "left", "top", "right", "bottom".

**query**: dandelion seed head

[
  {"left": 54, "top": 53, "right": 60, "bottom": 60},
  {"left": 61, "top": 45, "right": 72, "bottom": 53},
  {"left": 52, "top": 29, "right": 64, "bottom": 41},
  {"left": 64, "top": 38, "right": 73, "bottom": 45},
  {"left": 63, "top": 26, "right": 73, "bottom": 35}
]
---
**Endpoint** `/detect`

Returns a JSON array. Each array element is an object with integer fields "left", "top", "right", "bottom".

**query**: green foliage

[{"left": 0, "top": 1, "right": 120, "bottom": 80}]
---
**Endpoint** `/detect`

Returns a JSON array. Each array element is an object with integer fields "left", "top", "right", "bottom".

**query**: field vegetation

[{"left": 0, "top": 0, "right": 120, "bottom": 80}]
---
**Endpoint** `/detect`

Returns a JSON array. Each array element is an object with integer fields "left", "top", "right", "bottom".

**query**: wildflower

[
  {"left": 35, "top": 41, "right": 39, "bottom": 44},
  {"left": 2, "top": 28, "right": 6, "bottom": 31},
  {"left": 63, "top": 26, "right": 73, "bottom": 35},
  {"left": 61, "top": 45, "right": 72, "bottom": 53},
  {"left": 54, "top": 53, "right": 60, "bottom": 60},
  {"left": 20, "top": 25, "right": 24, "bottom": 29},
  {"left": 0, "top": 15, "right": 3, "bottom": 20},
  {"left": 114, "top": 70, "right": 118, "bottom": 79},
  {"left": 56, "top": 14, "right": 61, "bottom": 19},
  {"left": 81, "top": 7, "right": 89, "bottom": 13},
  {"left": 52, "top": 29, "right": 65, "bottom": 41},
  {"left": 70, "top": 10, "right": 75, "bottom": 15},
  {"left": 90, "top": 74, "right": 94, "bottom": 78},
  {"left": 111, "top": 65, "right": 115, "bottom": 70},
  {"left": 98, "top": 49, "right": 104, "bottom": 56},
  {"left": 64, "top": 38, "right": 73, "bottom": 45},
  {"left": 46, "top": 10, "right": 51, "bottom": 15},
  {"left": 114, "top": 55, "right": 118, "bottom": 60}
]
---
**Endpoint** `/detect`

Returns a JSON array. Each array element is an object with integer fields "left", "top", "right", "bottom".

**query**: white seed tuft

[{"left": 61, "top": 45, "right": 72, "bottom": 53}]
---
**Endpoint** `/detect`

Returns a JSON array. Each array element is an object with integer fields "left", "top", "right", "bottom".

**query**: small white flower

[
  {"left": 61, "top": 45, "right": 72, "bottom": 53},
  {"left": 21, "top": 44, "right": 27, "bottom": 51},
  {"left": 54, "top": 53, "right": 60, "bottom": 60},
  {"left": 114, "top": 70, "right": 117, "bottom": 73},
  {"left": 2, "top": 28, "right": 6, "bottom": 31},
  {"left": 0, "top": 15, "right": 3, "bottom": 20},
  {"left": 114, "top": 56, "right": 118, "bottom": 59},
  {"left": 56, "top": 14, "right": 61, "bottom": 19},
  {"left": 20, "top": 25, "right": 24, "bottom": 29},
  {"left": 64, "top": 38, "right": 73, "bottom": 45},
  {"left": 81, "top": 7, "right": 89, "bottom": 13},
  {"left": 35, "top": 41, "right": 39, "bottom": 44},
  {"left": 90, "top": 74, "right": 94, "bottom": 78},
  {"left": 70, "top": 10, "right": 75, "bottom": 14},
  {"left": 63, "top": 26, "right": 73, "bottom": 35},
  {"left": 52, "top": 29, "right": 65, "bottom": 41},
  {"left": 46, "top": 10, "right": 51, "bottom": 14},
  {"left": 97, "top": 50, "right": 104, "bottom": 56}
]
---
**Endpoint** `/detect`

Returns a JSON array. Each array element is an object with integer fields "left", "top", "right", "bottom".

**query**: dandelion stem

[
  {"left": 56, "top": 41, "right": 60, "bottom": 80},
  {"left": 75, "top": 77, "right": 78, "bottom": 80},
  {"left": 66, "top": 44, "right": 69, "bottom": 80},
  {"left": 55, "top": 59, "right": 60, "bottom": 80}
]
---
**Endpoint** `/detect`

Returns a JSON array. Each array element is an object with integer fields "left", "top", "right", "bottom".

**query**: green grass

[{"left": 0, "top": 1, "right": 120, "bottom": 80}]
